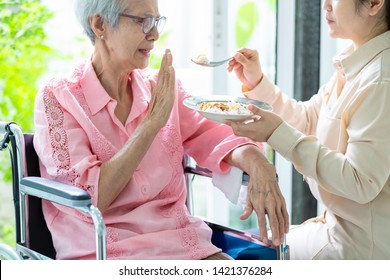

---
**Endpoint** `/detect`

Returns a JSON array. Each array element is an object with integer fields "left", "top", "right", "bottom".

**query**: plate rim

[{"left": 183, "top": 95, "right": 272, "bottom": 117}]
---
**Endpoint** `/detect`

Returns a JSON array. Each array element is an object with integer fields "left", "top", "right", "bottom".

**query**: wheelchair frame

[
  {"left": 0, "top": 122, "right": 105, "bottom": 260},
  {"left": 0, "top": 121, "right": 289, "bottom": 260}
]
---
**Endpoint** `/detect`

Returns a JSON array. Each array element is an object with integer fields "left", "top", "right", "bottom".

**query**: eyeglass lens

[{"left": 143, "top": 17, "right": 166, "bottom": 34}]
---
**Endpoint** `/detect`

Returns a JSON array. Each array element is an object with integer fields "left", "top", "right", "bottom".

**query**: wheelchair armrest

[
  {"left": 184, "top": 165, "right": 250, "bottom": 186},
  {"left": 184, "top": 165, "right": 213, "bottom": 178},
  {"left": 20, "top": 176, "right": 92, "bottom": 208},
  {"left": 20, "top": 176, "right": 107, "bottom": 259}
]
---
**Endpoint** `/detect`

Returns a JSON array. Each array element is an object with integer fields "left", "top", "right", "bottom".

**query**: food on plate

[
  {"left": 197, "top": 101, "right": 251, "bottom": 115},
  {"left": 194, "top": 54, "right": 209, "bottom": 64}
]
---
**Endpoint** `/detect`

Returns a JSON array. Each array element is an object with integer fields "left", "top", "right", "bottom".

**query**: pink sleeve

[
  {"left": 176, "top": 80, "right": 263, "bottom": 173},
  {"left": 33, "top": 82, "right": 102, "bottom": 208}
]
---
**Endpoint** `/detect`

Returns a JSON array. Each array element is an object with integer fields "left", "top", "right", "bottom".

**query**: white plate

[{"left": 183, "top": 95, "right": 272, "bottom": 123}]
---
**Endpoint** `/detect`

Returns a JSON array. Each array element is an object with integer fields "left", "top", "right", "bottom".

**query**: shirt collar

[
  {"left": 80, "top": 60, "right": 111, "bottom": 116},
  {"left": 333, "top": 31, "right": 390, "bottom": 80},
  {"left": 80, "top": 60, "right": 152, "bottom": 117}
]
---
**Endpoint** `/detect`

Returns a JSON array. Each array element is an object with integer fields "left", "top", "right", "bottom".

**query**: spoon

[{"left": 191, "top": 56, "right": 233, "bottom": 67}]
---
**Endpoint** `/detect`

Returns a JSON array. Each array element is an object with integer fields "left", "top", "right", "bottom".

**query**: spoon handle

[
  {"left": 191, "top": 56, "right": 233, "bottom": 67},
  {"left": 209, "top": 57, "right": 233, "bottom": 66}
]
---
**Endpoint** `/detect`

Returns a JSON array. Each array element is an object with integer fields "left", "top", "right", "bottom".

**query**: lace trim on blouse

[
  {"left": 42, "top": 77, "right": 119, "bottom": 248},
  {"left": 43, "top": 89, "right": 82, "bottom": 185},
  {"left": 157, "top": 123, "right": 206, "bottom": 259}
]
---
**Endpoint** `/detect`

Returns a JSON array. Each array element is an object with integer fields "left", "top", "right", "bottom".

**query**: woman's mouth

[
  {"left": 139, "top": 49, "right": 151, "bottom": 58},
  {"left": 325, "top": 15, "right": 334, "bottom": 25}
]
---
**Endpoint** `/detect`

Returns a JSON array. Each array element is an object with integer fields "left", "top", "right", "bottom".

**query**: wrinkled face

[
  {"left": 322, "top": 0, "right": 369, "bottom": 41},
  {"left": 105, "top": 0, "right": 161, "bottom": 71}
]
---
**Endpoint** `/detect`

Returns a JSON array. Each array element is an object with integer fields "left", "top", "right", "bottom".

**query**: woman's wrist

[{"left": 242, "top": 73, "right": 264, "bottom": 92}]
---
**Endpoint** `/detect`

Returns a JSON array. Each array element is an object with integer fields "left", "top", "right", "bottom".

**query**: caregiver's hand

[
  {"left": 227, "top": 48, "right": 263, "bottom": 91},
  {"left": 224, "top": 104, "right": 283, "bottom": 142}
]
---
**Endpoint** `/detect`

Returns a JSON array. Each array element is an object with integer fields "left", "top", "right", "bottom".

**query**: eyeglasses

[{"left": 119, "top": 13, "right": 166, "bottom": 34}]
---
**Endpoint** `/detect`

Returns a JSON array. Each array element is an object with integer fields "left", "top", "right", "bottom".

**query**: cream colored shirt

[{"left": 245, "top": 31, "right": 390, "bottom": 259}]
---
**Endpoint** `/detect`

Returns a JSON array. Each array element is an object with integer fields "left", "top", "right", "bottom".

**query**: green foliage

[
  {"left": 0, "top": 0, "right": 54, "bottom": 128},
  {"left": 266, "top": 0, "right": 277, "bottom": 12},
  {"left": 235, "top": 1, "right": 259, "bottom": 48},
  {"left": 234, "top": 0, "right": 276, "bottom": 49},
  {"left": 149, "top": 31, "right": 169, "bottom": 69},
  {"left": 0, "top": 224, "right": 16, "bottom": 248},
  {"left": 0, "top": 0, "right": 54, "bottom": 181},
  {"left": 0, "top": 0, "right": 54, "bottom": 248}
]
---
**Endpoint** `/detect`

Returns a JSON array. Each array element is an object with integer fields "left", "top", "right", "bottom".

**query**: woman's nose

[
  {"left": 146, "top": 26, "right": 159, "bottom": 41},
  {"left": 322, "top": 0, "right": 332, "bottom": 11}
]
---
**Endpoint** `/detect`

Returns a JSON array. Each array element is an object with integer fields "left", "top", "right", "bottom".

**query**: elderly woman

[{"left": 33, "top": 0, "right": 288, "bottom": 260}]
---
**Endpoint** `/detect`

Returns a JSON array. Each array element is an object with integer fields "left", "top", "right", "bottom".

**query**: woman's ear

[
  {"left": 90, "top": 14, "right": 106, "bottom": 39},
  {"left": 368, "top": 0, "right": 385, "bottom": 15}
]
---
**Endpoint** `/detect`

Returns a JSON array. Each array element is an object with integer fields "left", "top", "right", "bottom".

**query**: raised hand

[{"left": 147, "top": 49, "right": 176, "bottom": 129}]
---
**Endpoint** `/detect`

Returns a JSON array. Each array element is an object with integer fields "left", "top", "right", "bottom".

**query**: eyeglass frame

[{"left": 119, "top": 13, "right": 166, "bottom": 34}]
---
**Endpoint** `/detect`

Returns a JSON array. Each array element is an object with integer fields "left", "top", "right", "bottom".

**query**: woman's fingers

[
  {"left": 157, "top": 49, "right": 172, "bottom": 88},
  {"left": 272, "top": 197, "right": 288, "bottom": 245},
  {"left": 148, "top": 49, "right": 176, "bottom": 128},
  {"left": 241, "top": 168, "right": 289, "bottom": 246},
  {"left": 239, "top": 198, "right": 253, "bottom": 220},
  {"left": 240, "top": 199, "right": 270, "bottom": 245},
  {"left": 225, "top": 105, "right": 282, "bottom": 142},
  {"left": 276, "top": 185, "right": 290, "bottom": 234}
]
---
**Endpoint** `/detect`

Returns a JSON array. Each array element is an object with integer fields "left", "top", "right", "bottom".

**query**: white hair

[{"left": 74, "top": 0, "right": 127, "bottom": 44}]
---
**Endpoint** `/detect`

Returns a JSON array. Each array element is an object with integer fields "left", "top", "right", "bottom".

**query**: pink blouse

[{"left": 33, "top": 60, "right": 257, "bottom": 260}]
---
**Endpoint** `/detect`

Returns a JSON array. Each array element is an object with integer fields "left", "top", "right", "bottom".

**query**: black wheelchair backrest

[{"left": 22, "top": 134, "right": 56, "bottom": 258}]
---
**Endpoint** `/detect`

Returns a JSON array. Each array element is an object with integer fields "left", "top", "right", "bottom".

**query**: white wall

[{"left": 274, "top": 0, "right": 296, "bottom": 219}]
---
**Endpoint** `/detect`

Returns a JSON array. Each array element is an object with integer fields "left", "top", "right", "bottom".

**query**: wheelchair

[{"left": 0, "top": 121, "right": 289, "bottom": 260}]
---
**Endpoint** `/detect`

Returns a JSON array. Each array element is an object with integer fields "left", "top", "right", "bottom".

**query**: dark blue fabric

[{"left": 211, "top": 230, "right": 277, "bottom": 260}]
